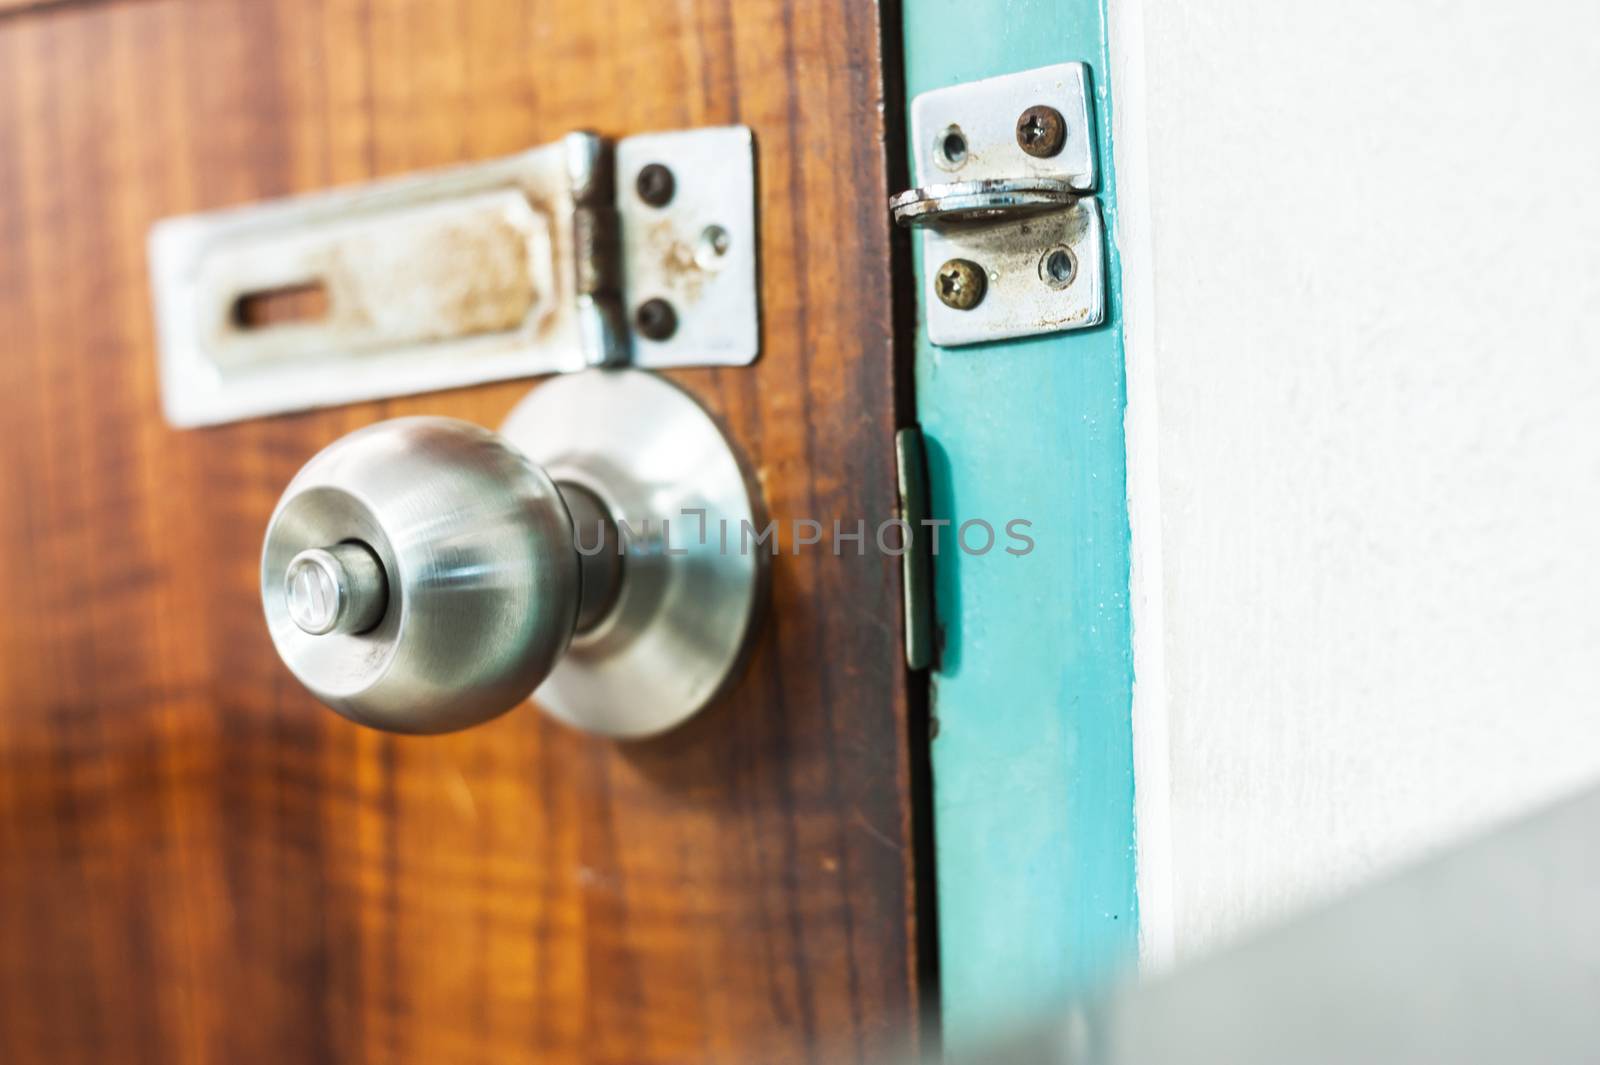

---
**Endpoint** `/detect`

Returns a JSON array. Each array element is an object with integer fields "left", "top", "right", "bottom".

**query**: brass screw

[
  {"left": 635, "top": 163, "right": 675, "bottom": 207},
  {"left": 1015, "top": 105, "right": 1066, "bottom": 158},
  {"left": 935, "top": 259, "right": 986, "bottom": 311}
]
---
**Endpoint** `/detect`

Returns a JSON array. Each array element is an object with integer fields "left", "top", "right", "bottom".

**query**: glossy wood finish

[{"left": 0, "top": 2, "right": 923, "bottom": 1063}]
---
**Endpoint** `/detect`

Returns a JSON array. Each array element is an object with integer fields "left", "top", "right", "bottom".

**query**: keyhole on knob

[{"left": 285, "top": 541, "right": 389, "bottom": 636}]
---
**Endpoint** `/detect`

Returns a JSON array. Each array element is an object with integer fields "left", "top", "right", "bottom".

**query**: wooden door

[{"left": 0, "top": 2, "right": 928, "bottom": 1063}]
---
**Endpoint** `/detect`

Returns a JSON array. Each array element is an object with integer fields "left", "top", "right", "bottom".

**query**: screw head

[
  {"left": 1039, "top": 246, "right": 1078, "bottom": 289},
  {"left": 635, "top": 298, "right": 678, "bottom": 340},
  {"left": 935, "top": 259, "right": 987, "bottom": 311},
  {"left": 1015, "top": 105, "right": 1066, "bottom": 158},
  {"left": 635, "top": 163, "right": 675, "bottom": 207}
]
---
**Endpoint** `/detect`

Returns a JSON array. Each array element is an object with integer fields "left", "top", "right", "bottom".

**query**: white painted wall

[{"left": 1109, "top": 0, "right": 1600, "bottom": 966}]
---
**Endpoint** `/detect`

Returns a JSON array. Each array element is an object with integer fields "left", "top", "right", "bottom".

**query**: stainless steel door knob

[{"left": 260, "top": 370, "right": 764, "bottom": 737}]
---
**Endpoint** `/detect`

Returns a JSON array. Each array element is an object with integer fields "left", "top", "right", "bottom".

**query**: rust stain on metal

[
  {"left": 645, "top": 216, "right": 709, "bottom": 304},
  {"left": 417, "top": 217, "right": 537, "bottom": 336},
  {"left": 261, "top": 211, "right": 540, "bottom": 345}
]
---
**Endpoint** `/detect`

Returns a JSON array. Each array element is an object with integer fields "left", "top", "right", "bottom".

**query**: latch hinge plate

[
  {"left": 150, "top": 127, "right": 759, "bottom": 427},
  {"left": 891, "top": 62, "right": 1105, "bottom": 346}
]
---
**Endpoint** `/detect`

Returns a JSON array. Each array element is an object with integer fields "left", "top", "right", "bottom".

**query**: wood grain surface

[{"left": 0, "top": 2, "right": 926, "bottom": 1063}]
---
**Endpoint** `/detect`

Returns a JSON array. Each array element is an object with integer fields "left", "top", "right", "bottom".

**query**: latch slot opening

[{"left": 232, "top": 281, "right": 331, "bottom": 330}]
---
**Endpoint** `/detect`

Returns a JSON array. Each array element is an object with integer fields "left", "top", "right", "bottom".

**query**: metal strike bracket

[
  {"left": 890, "top": 62, "right": 1105, "bottom": 346},
  {"left": 149, "top": 127, "right": 759, "bottom": 427}
]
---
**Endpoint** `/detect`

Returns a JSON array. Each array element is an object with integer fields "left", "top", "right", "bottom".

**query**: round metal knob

[
  {"left": 261, "top": 417, "right": 580, "bottom": 734},
  {"left": 261, "top": 370, "right": 763, "bottom": 738}
]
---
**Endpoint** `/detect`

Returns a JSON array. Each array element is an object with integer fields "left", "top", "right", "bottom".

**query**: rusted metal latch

[
  {"left": 149, "top": 127, "right": 758, "bottom": 427},
  {"left": 889, "top": 63, "right": 1104, "bottom": 346}
]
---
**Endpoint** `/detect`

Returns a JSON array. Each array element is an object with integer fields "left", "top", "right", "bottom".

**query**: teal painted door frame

[{"left": 900, "top": 0, "right": 1139, "bottom": 1051}]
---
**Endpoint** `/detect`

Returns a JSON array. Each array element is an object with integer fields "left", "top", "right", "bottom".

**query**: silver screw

[
  {"left": 1039, "top": 246, "right": 1078, "bottom": 289},
  {"left": 695, "top": 224, "right": 732, "bottom": 269},
  {"left": 937, "top": 125, "right": 969, "bottom": 169}
]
